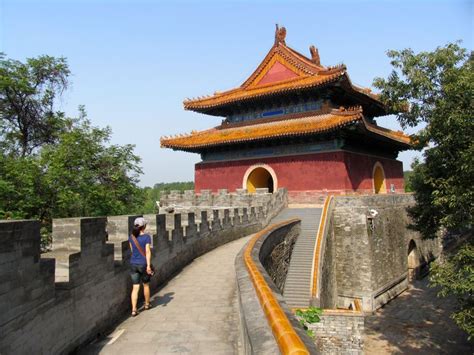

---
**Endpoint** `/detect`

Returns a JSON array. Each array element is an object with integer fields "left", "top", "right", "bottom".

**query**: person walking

[{"left": 129, "top": 217, "right": 153, "bottom": 316}]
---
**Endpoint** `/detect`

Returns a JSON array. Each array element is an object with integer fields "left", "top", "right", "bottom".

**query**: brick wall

[
  {"left": 308, "top": 311, "right": 364, "bottom": 354},
  {"left": 318, "top": 203, "right": 338, "bottom": 309},
  {"left": 0, "top": 190, "right": 287, "bottom": 354},
  {"left": 331, "top": 194, "right": 441, "bottom": 311},
  {"left": 261, "top": 222, "right": 300, "bottom": 292},
  {"left": 160, "top": 187, "right": 277, "bottom": 209}
]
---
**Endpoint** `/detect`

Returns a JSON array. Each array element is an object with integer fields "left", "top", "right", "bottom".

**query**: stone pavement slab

[{"left": 82, "top": 235, "right": 252, "bottom": 355}]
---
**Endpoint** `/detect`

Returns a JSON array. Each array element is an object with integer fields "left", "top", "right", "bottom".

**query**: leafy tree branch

[{"left": 374, "top": 42, "right": 473, "bottom": 339}]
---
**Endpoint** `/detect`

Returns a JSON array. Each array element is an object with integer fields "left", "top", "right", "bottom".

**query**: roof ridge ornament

[
  {"left": 274, "top": 24, "right": 286, "bottom": 46},
  {"left": 309, "top": 45, "right": 321, "bottom": 66}
]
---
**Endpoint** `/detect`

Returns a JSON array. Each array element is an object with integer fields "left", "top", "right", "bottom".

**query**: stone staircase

[{"left": 271, "top": 207, "right": 322, "bottom": 309}]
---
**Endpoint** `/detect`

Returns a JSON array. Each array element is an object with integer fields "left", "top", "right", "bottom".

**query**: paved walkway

[
  {"left": 364, "top": 278, "right": 472, "bottom": 354},
  {"left": 84, "top": 235, "right": 252, "bottom": 355}
]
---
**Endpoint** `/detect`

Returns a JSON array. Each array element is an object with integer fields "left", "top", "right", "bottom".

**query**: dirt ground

[{"left": 364, "top": 278, "right": 472, "bottom": 354}]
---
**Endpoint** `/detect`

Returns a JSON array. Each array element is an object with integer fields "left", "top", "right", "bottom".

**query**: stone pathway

[
  {"left": 364, "top": 278, "right": 472, "bottom": 354},
  {"left": 83, "top": 235, "right": 252, "bottom": 355}
]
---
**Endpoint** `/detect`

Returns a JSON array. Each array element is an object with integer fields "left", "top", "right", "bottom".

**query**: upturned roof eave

[
  {"left": 183, "top": 73, "right": 387, "bottom": 117},
  {"left": 183, "top": 73, "right": 344, "bottom": 115},
  {"left": 360, "top": 118, "right": 413, "bottom": 149},
  {"left": 182, "top": 37, "right": 387, "bottom": 116},
  {"left": 160, "top": 108, "right": 411, "bottom": 153},
  {"left": 160, "top": 109, "right": 364, "bottom": 152}
]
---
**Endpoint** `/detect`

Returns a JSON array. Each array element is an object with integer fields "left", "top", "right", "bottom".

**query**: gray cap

[{"left": 134, "top": 217, "right": 147, "bottom": 227}]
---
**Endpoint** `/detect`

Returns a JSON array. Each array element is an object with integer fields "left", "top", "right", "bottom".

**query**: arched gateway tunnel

[{"left": 244, "top": 165, "right": 276, "bottom": 193}]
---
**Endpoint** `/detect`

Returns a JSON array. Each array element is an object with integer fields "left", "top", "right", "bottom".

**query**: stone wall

[
  {"left": 331, "top": 194, "right": 441, "bottom": 311},
  {"left": 288, "top": 191, "right": 331, "bottom": 205},
  {"left": 261, "top": 223, "right": 299, "bottom": 292},
  {"left": 160, "top": 188, "right": 287, "bottom": 234},
  {"left": 160, "top": 187, "right": 277, "bottom": 209},
  {"left": 308, "top": 310, "right": 364, "bottom": 354},
  {"left": 235, "top": 220, "right": 319, "bottom": 355},
  {"left": 0, "top": 190, "right": 287, "bottom": 354},
  {"left": 233, "top": 193, "right": 440, "bottom": 354},
  {"left": 317, "top": 198, "right": 338, "bottom": 309},
  {"left": 333, "top": 198, "right": 374, "bottom": 308}
]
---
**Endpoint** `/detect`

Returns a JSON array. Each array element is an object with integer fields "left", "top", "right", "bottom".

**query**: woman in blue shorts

[{"left": 129, "top": 217, "right": 153, "bottom": 316}]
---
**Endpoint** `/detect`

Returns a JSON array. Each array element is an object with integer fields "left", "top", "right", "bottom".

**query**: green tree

[
  {"left": 140, "top": 181, "right": 194, "bottom": 214},
  {"left": 0, "top": 154, "right": 45, "bottom": 219},
  {"left": 0, "top": 54, "right": 70, "bottom": 156},
  {"left": 430, "top": 240, "right": 474, "bottom": 339},
  {"left": 0, "top": 54, "right": 145, "bottom": 236},
  {"left": 39, "top": 108, "right": 144, "bottom": 219},
  {"left": 374, "top": 42, "right": 473, "bottom": 338},
  {"left": 142, "top": 186, "right": 162, "bottom": 214},
  {"left": 403, "top": 170, "right": 413, "bottom": 192}
]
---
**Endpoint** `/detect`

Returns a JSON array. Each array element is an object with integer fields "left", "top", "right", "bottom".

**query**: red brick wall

[{"left": 194, "top": 151, "right": 404, "bottom": 195}]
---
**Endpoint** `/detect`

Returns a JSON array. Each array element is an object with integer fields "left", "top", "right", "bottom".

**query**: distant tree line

[{"left": 141, "top": 181, "right": 194, "bottom": 213}]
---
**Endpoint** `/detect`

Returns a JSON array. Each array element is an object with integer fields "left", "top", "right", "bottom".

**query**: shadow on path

[
  {"left": 150, "top": 291, "right": 174, "bottom": 308},
  {"left": 364, "top": 278, "right": 472, "bottom": 354}
]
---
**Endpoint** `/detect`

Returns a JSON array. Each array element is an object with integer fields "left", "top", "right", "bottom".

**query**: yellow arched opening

[
  {"left": 373, "top": 164, "right": 386, "bottom": 194},
  {"left": 246, "top": 167, "right": 274, "bottom": 193}
]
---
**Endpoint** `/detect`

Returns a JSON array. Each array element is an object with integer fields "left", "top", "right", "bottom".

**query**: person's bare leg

[
  {"left": 131, "top": 284, "right": 140, "bottom": 313},
  {"left": 143, "top": 283, "right": 150, "bottom": 306}
]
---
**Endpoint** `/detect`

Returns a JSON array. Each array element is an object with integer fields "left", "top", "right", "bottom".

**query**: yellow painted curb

[
  {"left": 311, "top": 195, "right": 333, "bottom": 298},
  {"left": 244, "top": 219, "right": 310, "bottom": 355}
]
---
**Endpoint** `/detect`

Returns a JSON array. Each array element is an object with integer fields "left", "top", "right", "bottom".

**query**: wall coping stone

[{"left": 236, "top": 220, "right": 319, "bottom": 354}]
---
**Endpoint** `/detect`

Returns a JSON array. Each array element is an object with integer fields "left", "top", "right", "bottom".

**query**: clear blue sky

[{"left": 1, "top": 0, "right": 472, "bottom": 186}]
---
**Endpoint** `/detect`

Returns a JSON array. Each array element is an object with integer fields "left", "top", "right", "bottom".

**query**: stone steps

[{"left": 270, "top": 207, "right": 322, "bottom": 309}]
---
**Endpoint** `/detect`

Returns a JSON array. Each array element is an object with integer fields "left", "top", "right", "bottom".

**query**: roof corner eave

[{"left": 360, "top": 117, "right": 413, "bottom": 149}]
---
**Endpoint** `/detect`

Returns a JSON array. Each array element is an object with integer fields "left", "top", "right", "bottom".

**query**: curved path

[{"left": 84, "top": 235, "right": 252, "bottom": 355}]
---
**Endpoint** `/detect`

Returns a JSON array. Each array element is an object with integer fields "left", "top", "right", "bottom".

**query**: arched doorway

[
  {"left": 373, "top": 163, "right": 386, "bottom": 194},
  {"left": 408, "top": 240, "right": 423, "bottom": 281},
  {"left": 245, "top": 166, "right": 275, "bottom": 193}
]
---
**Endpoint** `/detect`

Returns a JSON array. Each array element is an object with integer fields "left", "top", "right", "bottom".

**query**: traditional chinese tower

[{"left": 161, "top": 26, "right": 411, "bottom": 201}]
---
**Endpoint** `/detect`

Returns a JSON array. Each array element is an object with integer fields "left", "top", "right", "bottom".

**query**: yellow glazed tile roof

[
  {"left": 160, "top": 107, "right": 411, "bottom": 151},
  {"left": 183, "top": 40, "right": 383, "bottom": 112},
  {"left": 184, "top": 70, "right": 346, "bottom": 111},
  {"left": 364, "top": 120, "right": 412, "bottom": 144},
  {"left": 161, "top": 109, "right": 361, "bottom": 150}
]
